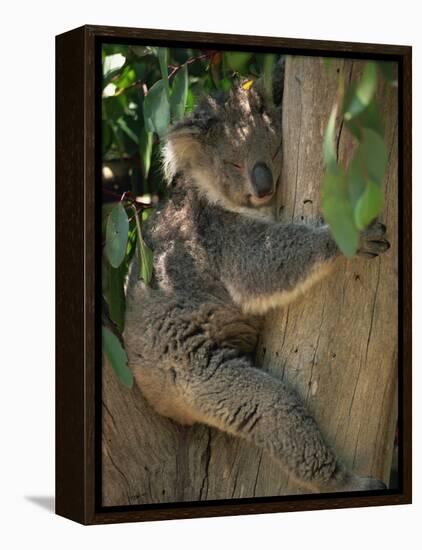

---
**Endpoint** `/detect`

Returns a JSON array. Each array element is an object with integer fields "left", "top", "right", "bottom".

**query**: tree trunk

[{"left": 102, "top": 56, "right": 398, "bottom": 506}]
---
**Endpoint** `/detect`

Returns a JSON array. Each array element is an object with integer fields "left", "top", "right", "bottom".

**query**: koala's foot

[
  {"left": 321, "top": 466, "right": 387, "bottom": 493},
  {"left": 313, "top": 461, "right": 387, "bottom": 493},
  {"left": 358, "top": 222, "right": 390, "bottom": 259},
  {"left": 341, "top": 474, "right": 387, "bottom": 492}
]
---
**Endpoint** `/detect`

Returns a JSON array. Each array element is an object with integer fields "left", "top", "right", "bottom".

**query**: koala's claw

[{"left": 358, "top": 222, "right": 390, "bottom": 259}]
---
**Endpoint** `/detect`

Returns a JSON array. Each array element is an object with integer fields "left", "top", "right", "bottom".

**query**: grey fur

[{"left": 124, "top": 73, "right": 389, "bottom": 493}]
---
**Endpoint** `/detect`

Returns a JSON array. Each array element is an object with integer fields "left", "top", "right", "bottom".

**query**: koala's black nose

[{"left": 251, "top": 162, "right": 274, "bottom": 198}]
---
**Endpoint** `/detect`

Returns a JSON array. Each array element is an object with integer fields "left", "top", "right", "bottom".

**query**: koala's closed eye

[{"left": 223, "top": 160, "right": 243, "bottom": 170}]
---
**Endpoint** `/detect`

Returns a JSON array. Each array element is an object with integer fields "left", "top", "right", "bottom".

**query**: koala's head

[{"left": 163, "top": 59, "right": 284, "bottom": 213}]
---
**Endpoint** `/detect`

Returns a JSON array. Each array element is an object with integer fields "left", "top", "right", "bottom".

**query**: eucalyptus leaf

[
  {"left": 103, "top": 53, "right": 126, "bottom": 78},
  {"left": 116, "top": 118, "right": 139, "bottom": 144},
  {"left": 321, "top": 170, "right": 359, "bottom": 257},
  {"left": 158, "top": 48, "right": 171, "bottom": 100},
  {"left": 102, "top": 203, "right": 115, "bottom": 234},
  {"left": 130, "top": 45, "right": 157, "bottom": 58},
  {"left": 347, "top": 157, "right": 366, "bottom": 208},
  {"left": 143, "top": 79, "right": 170, "bottom": 137},
  {"left": 344, "top": 62, "right": 377, "bottom": 120},
  {"left": 103, "top": 96, "right": 125, "bottom": 121},
  {"left": 354, "top": 180, "right": 384, "bottom": 230},
  {"left": 139, "top": 129, "right": 153, "bottom": 183},
  {"left": 139, "top": 239, "right": 154, "bottom": 284},
  {"left": 102, "top": 258, "right": 126, "bottom": 332},
  {"left": 102, "top": 326, "right": 133, "bottom": 388},
  {"left": 378, "top": 61, "right": 396, "bottom": 84},
  {"left": 170, "top": 65, "right": 188, "bottom": 121},
  {"left": 105, "top": 202, "right": 129, "bottom": 268},
  {"left": 185, "top": 88, "right": 196, "bottom": 113},
  {"left": 132, "top": 206, "right": 154, "bottom": 284},
  {"left": 225, "top": 52, "right": 252, "bottom": 74},
  {"left": 323, "top": 105, "right": 338, "bottom": 172},
  {"left": 126, "top": 219, "right": 138, "bottom": 259},
  {"left": 345, "top": 99, "right": 384, "bottom": 139},
  {"left": 114, "top": 66, "right": 136, "bottom": 90},
  {"left": 219, "top": 78, "right": 232, "bottom": 92},
  {"left": 357, "top": 62, "right": 378, "bottom": 105},
  {"left": 357, "top": 128, "right": 388, "bottom": 184}
]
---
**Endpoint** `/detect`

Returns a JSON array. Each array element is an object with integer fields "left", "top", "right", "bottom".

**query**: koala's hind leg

[{"left": 183, "top": 352, "right": 386, "bottom": 493}]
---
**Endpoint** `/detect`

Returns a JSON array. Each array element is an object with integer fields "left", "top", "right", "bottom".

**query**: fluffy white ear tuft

[{"left": 162, "top": 133, "right": 204, "bottom": 184}]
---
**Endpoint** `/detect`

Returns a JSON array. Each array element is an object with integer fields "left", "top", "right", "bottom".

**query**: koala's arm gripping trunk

[{"left": 218, "top": 220, "right": 338, "bottom": 314}]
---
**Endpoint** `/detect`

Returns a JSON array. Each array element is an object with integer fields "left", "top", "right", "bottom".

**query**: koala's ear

[{"left": 163, "top": 113, "right": 217, "bottom": 185}]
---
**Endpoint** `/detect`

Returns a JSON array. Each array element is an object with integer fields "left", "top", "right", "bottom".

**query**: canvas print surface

[{"left": 100, "top": 43, "right": 398, "bottom": 507}]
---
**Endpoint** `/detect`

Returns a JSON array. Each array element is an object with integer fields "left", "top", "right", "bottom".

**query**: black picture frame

[{"left": 56, "top": 24, "right": 412, "bottom": 525}]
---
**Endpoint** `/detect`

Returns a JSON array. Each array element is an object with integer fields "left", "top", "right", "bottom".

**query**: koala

[{"left": 123, "top": 61, "right": 390, "bottom": 493}]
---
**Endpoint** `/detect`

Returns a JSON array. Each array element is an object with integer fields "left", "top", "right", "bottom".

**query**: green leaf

[
  {"left": 158, "top": 48, "right": 171, "bottom": 100},
  {"left": 116, "top": 118, "right": 139, "bottom": 144},
  {"left": 143, "top": 79, "right": 170, "bottom": 137},
  {"left": 114, "top": 66, "right": 137, "bottom": 90},
  {"left": 102, "top": 259, "right": 126, "bottom": 331},
  {"left": 225, "top": 52, "right": 252, "bottom": 74},
  {"left": 103, "top": 95, "right": 125, "bottom": 121},
  {"left": 132, "top": 206, "right": 154, "bottom": 284},
  {"left": 103, "top": 53, "right": 126, "bottom": 78},
  {"left": 357, "top": 62, "right": 378, "bottom": 104},
  {"left": 130, "top": 45, "right": 157, "bottom": 58},
  {"left": 139, "top": 129, "right": 153, "bottom": 184},
  {"left": 378, "top": 61, "right": 396, "bottom": 83},
  {"left": 357, "top": 128, "right": 388, "bottom": 184},
  {"left": 321, "top": 170, "right": 359, "bottom": 257},
  {"left": 103, "top": 44, "right": 129, "bottom": 57},
  {"left": 219, "top": 77, "right": 232, "bottom": 92},
  {"left": 139, "top": 239, "right": 154, "bottom": 284},
  {"left": 102, "top": 203, "right": 115, "bottom": 234},
  {"left": 102, "top": 121, "right": 112, "bottom": 155},
  {"left": 354, "top": 180, "right": 384, "bottom": 230},
  {"left": 345, "top": 98, "right": 384, "bottom": 139},
  {"left": 105, "top": 202, "right": 129, "bottom": 268},
  {"left": 126, "top": 223, "right": 137, "bottom": 256},
  {"left": 344, "top": 62, "right": 377, "bottom": 120},
  {"left": 323, "top": 105, "right": 338, "bottom": 172},
  {"left": 102, "top": 326, "right": 133, "bottom": 388},
  {"left": 170, "top": 65, "right": 188, "bottom": 121},
  {"left": 185, "top": 88, "right": 196, "bottom": 113},
  {"left": 347, "top": 157, "right": 366, "bottom": 209}
]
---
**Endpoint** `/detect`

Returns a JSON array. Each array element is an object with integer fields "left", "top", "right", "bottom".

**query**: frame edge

[{"left": 56, "top": 26, "right": 88, "bottom": 525}]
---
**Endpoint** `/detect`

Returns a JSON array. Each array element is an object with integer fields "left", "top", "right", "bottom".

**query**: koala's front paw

[{"left": 358, "top": 222, "right": 390, "bottom": 259}]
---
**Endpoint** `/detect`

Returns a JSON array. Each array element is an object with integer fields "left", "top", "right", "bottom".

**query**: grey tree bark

[{"left": 102, "top": 56, "right": 398, "bottom": 506}]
